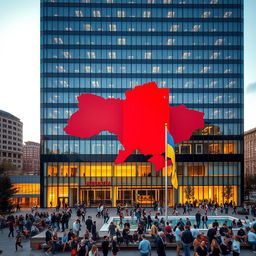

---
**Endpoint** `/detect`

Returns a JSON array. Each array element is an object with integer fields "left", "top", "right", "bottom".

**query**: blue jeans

[
  {"left": 249, "top": 241, "right": 256, "bottom": 251},
  {"left": 182, "top": 243, "right": 191, "bottom": 256},
  {"left": 140, "top": 253, "right": 149, "bottom": 256}
]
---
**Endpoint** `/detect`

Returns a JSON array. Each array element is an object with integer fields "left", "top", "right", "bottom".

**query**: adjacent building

[
  {"left": 0, "top": 110, "right": 23, "bottom": 170},
  {"left": 244, "top": 128, "right": 256, "bottom": 178},
  {"left": 40, "top": 0, "right": 244, "bottom": 207},
  {"left": 23, "top": 141, "right": 40, "bottom": 173}
]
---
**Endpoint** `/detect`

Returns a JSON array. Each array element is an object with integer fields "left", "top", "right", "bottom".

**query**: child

[{"left": 15, "top": 231, "right": 23, "bottom": 251}]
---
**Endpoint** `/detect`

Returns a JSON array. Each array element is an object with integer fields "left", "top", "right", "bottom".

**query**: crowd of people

[{"left": 1, "top": 201, "right": 256, "bottom": 255}]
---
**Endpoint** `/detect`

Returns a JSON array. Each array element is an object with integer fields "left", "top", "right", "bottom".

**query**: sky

[{"left": 0, "top": 0, "right": 255, "bottom": 143}]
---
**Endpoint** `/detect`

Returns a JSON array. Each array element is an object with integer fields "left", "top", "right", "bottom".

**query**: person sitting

[
  {"left": 122, "top": 226, "right": 132, "bottom": 245},
  {"left": 237, "top": 228, "right": 246, "bottom": 242},
  {"left": 130, "top": 231, "right": 138, "bottom": 243},
  {"left": 61, "top": 231, "right": 69, "bottom": 252},
  {"left": 31, "top": 223, "right": 39, "bottom": 236}
]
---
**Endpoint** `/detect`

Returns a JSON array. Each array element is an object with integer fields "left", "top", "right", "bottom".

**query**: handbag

[{"left": 71, "top": 249, "right": 77, "bottom": 256}]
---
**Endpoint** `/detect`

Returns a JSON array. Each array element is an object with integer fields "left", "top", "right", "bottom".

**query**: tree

[
  {"left": 223, "top": 185, "right": 233, "bottom": 202},
  {"left": 0, "top": 159, "right": 16, "bottom": 172},
  {"left": 0, "top": 175, "right": 17, "bottom": 213},
  {"left": 184, "top": 186, "right": 194, "bottom": 201}
]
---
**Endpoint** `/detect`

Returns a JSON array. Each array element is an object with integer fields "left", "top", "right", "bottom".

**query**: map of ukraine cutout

[{"left": 64, "top": 82, "right": 205, "bottom": 171}]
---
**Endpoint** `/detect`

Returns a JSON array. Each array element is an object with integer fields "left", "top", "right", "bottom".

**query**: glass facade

[{"left": 40, "top": 0, "right": 244, "bottom": 207}]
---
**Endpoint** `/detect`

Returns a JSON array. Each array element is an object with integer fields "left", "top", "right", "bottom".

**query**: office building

[
  {"left": 41, "top": 0, "right": 244, "bottom": 207},
  {"left": 0, "top": 110, "right": 23, "bottom": 170},
  {"left": 23, "top": 141, "right": 40, "bottom": 173}
]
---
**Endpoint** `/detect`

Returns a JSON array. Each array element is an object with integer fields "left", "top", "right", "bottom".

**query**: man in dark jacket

[
  {"left": 181, "top": 225, "right": 193, "bottom": 256},
  {"left": 195, "top": 211, "right": 201, "bottom": 228},
  {"left": 156, "top": 231, "right": 166, "bottom": 256},
  {"left": 101, "top": 236, "right": 110, "bottom": 256},
  {"left": 85, "top": 216, "right": 93, "bottom": 232}
]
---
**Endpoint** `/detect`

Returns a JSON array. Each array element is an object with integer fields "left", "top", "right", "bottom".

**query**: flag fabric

[{"left": 167, "top": 131, "right": 178, "bottom": 189}]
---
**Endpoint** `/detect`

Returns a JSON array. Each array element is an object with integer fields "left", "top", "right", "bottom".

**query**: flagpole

[{"left": 165, "top": 123, "right": 168, "bottom": 222}]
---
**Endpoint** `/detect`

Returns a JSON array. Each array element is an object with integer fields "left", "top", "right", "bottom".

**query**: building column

[{"left": 112, "top": 187, "right": 118, "bottom": 207}]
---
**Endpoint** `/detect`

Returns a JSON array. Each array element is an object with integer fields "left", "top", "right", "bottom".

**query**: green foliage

[
  {"left": 0, "top": 159, "right": 16, "bottom": 172},
  {"left": 0, "top": 175, "right": 17, "bottom": 213},
  {"left": 184, "top": 186, "right": 194, "bottom": 201}
]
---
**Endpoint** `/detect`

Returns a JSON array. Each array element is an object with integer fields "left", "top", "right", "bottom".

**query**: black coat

[{"left": 156, "top": 236, "right": 166, "bottom": 256}]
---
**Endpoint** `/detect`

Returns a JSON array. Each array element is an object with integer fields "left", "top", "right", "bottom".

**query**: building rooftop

[
  {"left": 0, "top": 110, "right": 20, "bottom": 122},
  {"left": 244, "top": 127, "right": 256, "bottom": 136}
]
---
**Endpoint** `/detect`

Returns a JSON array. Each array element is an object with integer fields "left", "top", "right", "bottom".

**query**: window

[
  {"left": 117, "top": 10, "right": 125, "bottom": 18},
  {"left": 163, "top": 0, "right": 172, "bottom": 3},
  {"left": 196, "top": 144, "right": 203, "bottom": 154},
  {"left": 64, "top": 27, "right": 72, "bottom": 31},
  {"left": 93, "top": 10, "right": 101, "bottom": 17},
  {"left": 181, "top": 52, "right": 191, "bottom": 59},
  {"left": 107, "top": 66, "right": 114, "bottom": 73},
  {"left": 106, "top": 0, "right": 114, "bottom": 2},
  {"left": 91, "top": 81, "right": 100, "bottom": 88},
  {"left": 117, "top": 38, "right": 126, "bottom": 45},
  {"left": 152, "top": 66, "right": 160, "bottom": 73},
  {"left": 84, "top": 24, "right": 92, "bottom": 31},
  {"left": 210, "top": 52, "right": 220, "bottom": 59},
  {"left": 215, "top": 38, "right": 223, "bottom": 45},
  {"left": 202, "top": 11, "right": 211, "bottom": 18},
  {"left": 224, "top": 12, "right": 232, "bottom": 18},
  {"left": 144, "top": 52, "right": 152, "bottom": 59},
  {"left": 179, "top": 144, "right": 192, "bottom": 154},
  {"left": 200, "top": 66, "right": 210, "bottom": 73},
  {"left": 170, "top": 25, "right": 179, "bottom": 32},
  {"left": 87, "top": 51, "right": 96, "bottom": 59},
  {"left": 85, "top": 66, "right": 91, "bottom": 73},
  {"left": 176, "top": 66, "right": 185, "bottom": 73},
  {"left": 224, "top": 69, "right": 231, "bottom": 73},
  {"left": 167, "top": 38, "right": 175, "bottom": 45},
  {"left": 210, "top": 0, "right": 218, "bottom": 3},
  {"left": 143, "top": 11, "right": 151, "bottom": 18},
  {"left": 188, "top": 165, "right": 206, "bottom": 176},
  {"left": 108, "top": 52, "right": 116, "bottom": 59},
  {"left": 148, "top": 0, "right": 155, "bottom": 3},
  {"left": 109, "top": 24, "right": 116, "bottom": 31},
  {"left": 63, "top": 51, "right": 71, "bottom": 58},
  {"left": 75, "top": 10, "right": 83, "bottom": 17},
  {"left": 167, "top": 11, "right": 175, "bottom": 18},
  {"left": 60, "top": 80, "right": 69, "bottom": 87},
  {"left": 192, "top": 25, "right": 201, "bottom": 32},
  {"left": 53, "top": 38, "right": 63, "bottom": 44},
  {"left": 56, "top": 65, "right": 65, "bottom": 72}
]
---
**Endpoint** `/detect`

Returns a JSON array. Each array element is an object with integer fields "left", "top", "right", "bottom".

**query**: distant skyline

[{"left": 0, "top": 0, "right": 255, "bottom": 143}]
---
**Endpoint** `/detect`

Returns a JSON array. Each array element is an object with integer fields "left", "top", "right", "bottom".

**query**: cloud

[{"left": 246, "top": 82, "right": 256, "bottom": 94}]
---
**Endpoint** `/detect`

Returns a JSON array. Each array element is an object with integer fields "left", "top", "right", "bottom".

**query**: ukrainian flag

[{"left": 167, "top": 132, "right": 178, "bottom": 189}]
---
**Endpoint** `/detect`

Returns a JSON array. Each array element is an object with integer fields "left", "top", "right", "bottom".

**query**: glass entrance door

[{"left": 58, "top": 197, "right": 69, "bottom": 208}]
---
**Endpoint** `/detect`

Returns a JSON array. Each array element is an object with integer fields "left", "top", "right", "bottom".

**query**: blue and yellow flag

[{"left": 167, "top": 132, "right": 178, "bottom": 189}]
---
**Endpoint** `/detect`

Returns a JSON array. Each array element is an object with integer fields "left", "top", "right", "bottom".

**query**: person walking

[
  {"left": 101, "top": 236, "right": 110, "bottom": 256},
  {"left": 195, "top": 211, "right": 201, "bottom": 229},
  {"left": 156, "top": 231, "right": 166, "bottom": 256},
  {"left": 15, "top": 231, "right": 23, "bottom": 251},
  {"left": 181, "top": 225, "right": 194, "bottom": 256},
  {"left": 8, "top": 219, "right": 14, "bottom": 237},
  {"left": 138, "top": 235, "right": 151, "bottom": 256}
]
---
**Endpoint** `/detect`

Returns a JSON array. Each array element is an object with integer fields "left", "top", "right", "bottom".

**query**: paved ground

[{"left": 0, "top": 207, "right": 255, "bottom": 256}]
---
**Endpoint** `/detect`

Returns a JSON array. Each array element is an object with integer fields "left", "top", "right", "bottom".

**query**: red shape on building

[{"left": 64, "top": 82, "right": 205, "bottom": 171}]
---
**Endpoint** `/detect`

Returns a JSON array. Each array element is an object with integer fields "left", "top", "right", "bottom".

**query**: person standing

[
  {"left": 112, "top": 236, "right": 119, "bottom": 256},
  {"left": 195, "top": 240, "right": 208, "bottom": 256},
  {"left": 138, "top": 235, "right": 151, "bottom": 256},
  {"left": 15, "top": 231, "right": 23, "bottom": 251},
  {"left": 175, "top": 224, "right": 182, "bottom": 256},
  {"left": 195, "top": 211, "right": 201, "bottom": 229},
  {"left": 156, "top": 231, "right": 166, "bottom": 256},
  {"left": 101, "top": 236, "right": 110, "bottom": 256},
  {"left": 232, "top": 236, "right": 240, "bottom": 256},
  {"left": 86, "top": 216, "right": 93, "bottom": 233},
  {"left": 181, "top": 225, "right": 194, "bottom": 256},
  {"left": 72, "top": 219, "right": 81, "bottom": 237}
]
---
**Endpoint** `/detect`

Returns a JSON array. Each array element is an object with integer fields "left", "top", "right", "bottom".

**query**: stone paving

[{"left": 0, "top": 207, "right": 255, "bottom": 256}]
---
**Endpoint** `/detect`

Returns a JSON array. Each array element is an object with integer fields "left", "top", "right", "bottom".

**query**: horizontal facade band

[
  {"left": 42, "top": 45, "right": 243, "bottom": 50},
  {"left": 41, "top": 3, "right": 242, "bottom": 9},
  {"left": 40, "top": 88, "right": 244, "bottom": 93},
  {"left": 42, "top": 31, "right": 243, "bottom": 36},
  {"left": 41, "top": 153, "right": 244, "bottom": 162},
  {"left": 41, "top": 73, "right": 243, "bottom": 78},
  {"left": 41, "top": 134, "right": 243, "bottom": 141},
  {"left": 44, "top": 177, "right": 241, "bottom": 186},
  {"left": 41, "top": 59, "right": 243, "bottom": 64},
  {"left": 41, "top": 17, "right": 243, "bottom": 23}
]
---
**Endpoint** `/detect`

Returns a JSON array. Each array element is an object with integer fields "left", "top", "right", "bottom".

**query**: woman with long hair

[
  {"left": 88, "top": 245, "right": 99, "bottom": 256},
  {"left": 209, "top": 239, "right": 221, "bottom": 256}
]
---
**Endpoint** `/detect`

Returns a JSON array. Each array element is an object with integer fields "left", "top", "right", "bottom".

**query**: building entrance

[
  {"left": 58, "top": 197, "right": 69, "bottom": 208},
  {"left": 80, "top": 188, "right": 112, "bottom": 207}
]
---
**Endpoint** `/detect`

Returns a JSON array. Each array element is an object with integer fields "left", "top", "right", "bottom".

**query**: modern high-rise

[
  {"left": 23, "top": 141, "right": 40, "bottom": 173},
  {"left": 0, "top": 110, "right": 23, "bottom": 170},
  {"left": 41, "top": 0, "right": 244, "bottom": 207}
]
